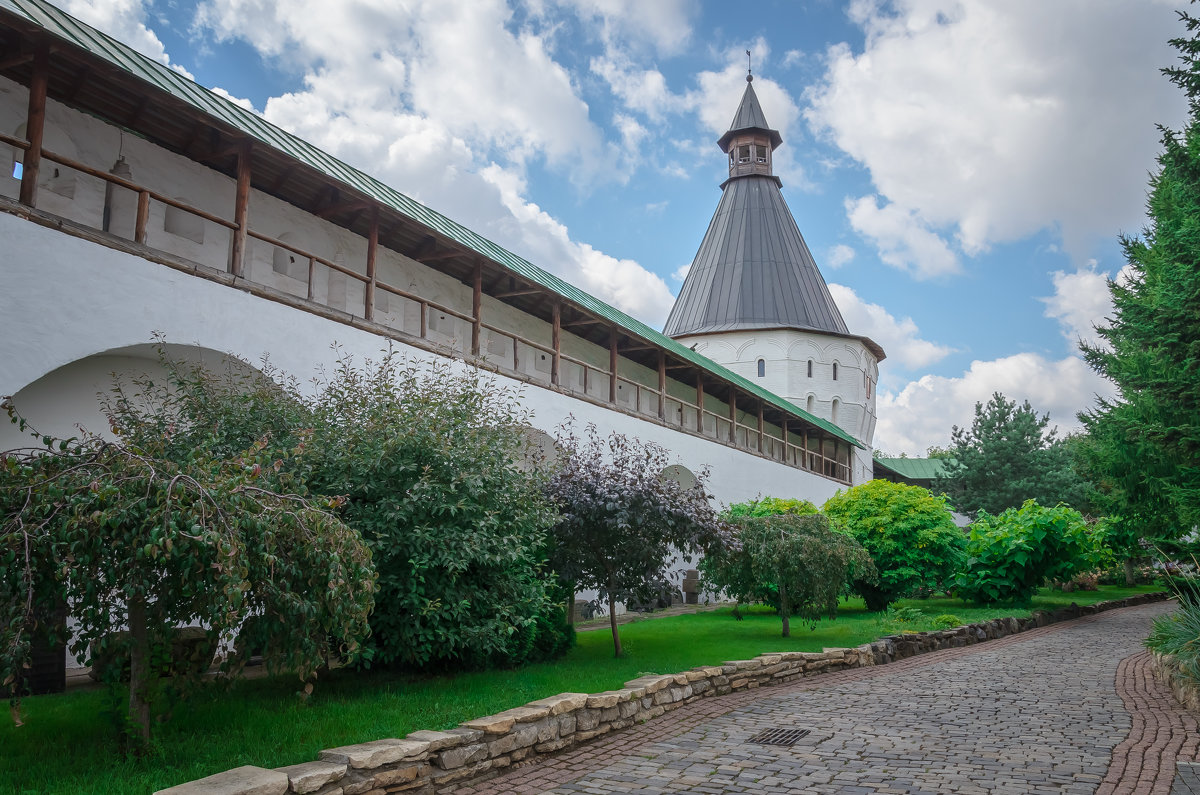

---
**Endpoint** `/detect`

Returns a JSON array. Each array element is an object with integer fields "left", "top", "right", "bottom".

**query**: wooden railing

[{"left": 2, "top": 132, "right": 852, "bottom": 485}]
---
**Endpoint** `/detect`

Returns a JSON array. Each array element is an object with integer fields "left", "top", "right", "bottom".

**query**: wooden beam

[
  {"left": 267, "top": 165, "right": 295, "bottom": 194},
  {"left": 657, "top": 351, "right": 667, "bottom": 420},
  {"left": 18, "top": 42, "right": 48, "bottom": 208},
  {"left": 493, "top": 288, "right": 542, "bottom": 299},
  {"left": 416, "top": 248, "right": 464, "bottom": 263},
  {"left": 620, "top": 343, "right": 658, "bottom": 352},
  {"left": 757, "top": 403, "right": 765, "bottom": 452},
  {"left": 781, "top": 419, "right": 789, "bottom": 463},
  {"left": 609, "top": 330, "right": 619, "bottom": 404},
  {"left": 315, "top": 198, "right": 368, "bottom": 220},
  {"left": 696, "top": 375, "right": 705, "bottom": 432},
  {"left": 0, "top": 52, "right": 34, "bottom": 71},
  {"left": 471, "top": 260, "right": 482, "bottom": 357},
  {"left": 564, "top": 317, "right": 604, "bottom": 328},
  {"left": 229, "top": 141, "right": 252, "bottom": 277},
  {"left": 65, "top": 66, "right": 90, "bottom": 101},
  {"left": 134, "top": 190, "right": 149, "bottom": 244},
  {"left": 365, "top": 208, "right": 378, "bottom": 321},
  {"left": 125, "top": 95, "right": 150, "bottom": 127},
  {"left": 728, "top": 389, "right": 737, "bottom": 444},
  {"left": 551, "top": 302, "right": 561, "bottom": 386}
]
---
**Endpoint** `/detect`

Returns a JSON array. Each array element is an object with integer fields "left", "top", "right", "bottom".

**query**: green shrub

[
  {"left": 822, "top": 480, "right": 965, "bottom": 611},
  {"left": 726, "top": 497, "right": 818, "bottom": 518},
  {"left": 956, "top": 500, "right": 1102, "bottom": 604},
  {"left": 878, "top": 605, "right": 927, "bottom": 633},
  {"left": 704, "top": 513, "right": 874, "bottom": 636},
  {"left": 933, "top": 614, "right": 962, "bottom": 629},
  {"left": 1147, "top": 593, "right": 1200, "bottom": 684}
]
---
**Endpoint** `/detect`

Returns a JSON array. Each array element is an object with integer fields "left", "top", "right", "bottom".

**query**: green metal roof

[
  {"left": 873, "top": 457, "right": 953, "bottom": 480},
  {"left": 0, "top": 0, "right": 862, "bottom": 449}
]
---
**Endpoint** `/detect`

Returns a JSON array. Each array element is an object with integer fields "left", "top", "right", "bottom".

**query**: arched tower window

[
  {"left": 832, "top": 362, "right": 839, "bottom": 380},
  {"left": 832, "top": 398, "right": 840, "bottom": 425},
  {"left": 756, "top": 358, "right": 765, "bottom": 378},
  {"left": 807, "top": 359, "right": 813, "bottom": 378}
]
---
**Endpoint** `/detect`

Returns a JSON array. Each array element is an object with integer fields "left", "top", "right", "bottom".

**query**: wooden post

[
  {"left": 551, "top": 302, "right": 561, "bottom": 386},
  {"left": 229, "top": 141, "right": 252, "bottom": 277},
  {"left": 757, "top": 403, "right": 764, "bottom": 452},
  {"left": 657, "top": 351, "right": 666, "bottom": 420},
  {"left": 781, "top": 418, "right": 789, "bottom": 462},
  {"left": 803, "top": 430, "right": 809, "bottom": 470},
  {"left": 512, "top": 336, "right": 520, "bottom": 371},
  {"left": 609, "top": 331, "right": 618, "bottom": 404},
  {"left": 420, "top": 302, "right": 427, "bottom": 337},
  {"left": 696, "top": 375, "right": 705, "bottom": 434},
  {"left": 471, "top": 260, "right": 482, "bottom": 357},
  {"left": 728, "top": 389, "right": 737, "bottom": 443},
  {"left": 306, "top": 256, "right": 315, "bottom": 300},
  {"left": 134, "top": 190, "right": 150, "bottom": 244},
  {"left": 365, "top": 208, "right": 378, "bottom": 321},
  {"left": 18, "top": 43, "right": 49, "bottom": 208}
]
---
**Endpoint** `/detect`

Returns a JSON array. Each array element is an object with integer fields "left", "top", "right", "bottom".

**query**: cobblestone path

[{"left": 463, "top": 601, "right": 1193, "bottom": 794}]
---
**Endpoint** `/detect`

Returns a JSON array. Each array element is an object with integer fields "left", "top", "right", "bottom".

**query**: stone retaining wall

[
  {"left": 1152, "top": 649, "right": 1200, "bottom": 714},
  {"left": 156, "top": 592, "right": 1170, "bottom": 795}
]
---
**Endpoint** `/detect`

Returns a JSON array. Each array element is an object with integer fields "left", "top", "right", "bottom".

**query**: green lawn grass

[{"left": 0, "top": 584, "right": 1162, "bottom": 795}]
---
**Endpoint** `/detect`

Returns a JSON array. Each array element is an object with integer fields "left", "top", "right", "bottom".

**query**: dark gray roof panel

[{"left": 663, "top": 176, "right": 850, "bottom": 338}]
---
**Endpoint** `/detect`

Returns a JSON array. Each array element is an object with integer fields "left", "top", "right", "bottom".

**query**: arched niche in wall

[
  {"left": 512, "top": 426, "right": 560, "bottom": 472},
  {"left": 659, "top": 464, "right": 698, "bottom": 491},
  {"left": 0, "top": 343, "right": 271, "bottom": 453},
  {"left": 163, "top": 197, "right": 205, "bottom": 244}
]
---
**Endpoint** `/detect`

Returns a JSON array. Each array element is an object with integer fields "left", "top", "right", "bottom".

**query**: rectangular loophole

[{"left": 747, "top": 727, "right": 811, "bottom": 747}]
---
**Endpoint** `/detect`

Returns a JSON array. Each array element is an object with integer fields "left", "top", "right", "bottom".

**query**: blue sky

[{"left": 62, "top": 0, "right": 1188, "bottom": 454}]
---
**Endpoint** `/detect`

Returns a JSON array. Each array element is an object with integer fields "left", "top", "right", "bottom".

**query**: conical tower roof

[
  {"left": 717, "top": 78, "right": 782, "bottom": 152},
  {"left": 664, "top": 77, "right": 863, "bottom": 344}
]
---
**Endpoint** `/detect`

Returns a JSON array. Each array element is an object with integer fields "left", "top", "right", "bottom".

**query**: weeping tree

[
  {"left": 703, "top": 513, "right": 875, "bottom": 636},
  {"left": 0, "top": 425, "right": 375, "bottom": 755},
  {"left": 544, "top": 425, "right": 728, "bottom": 657}
]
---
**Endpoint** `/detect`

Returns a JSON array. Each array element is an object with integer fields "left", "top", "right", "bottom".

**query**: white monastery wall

[{"left": 0, "top": 212, "right": 849, "bottom": 510}]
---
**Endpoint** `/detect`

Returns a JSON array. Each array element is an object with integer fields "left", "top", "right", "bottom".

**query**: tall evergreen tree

[
  {"left": 939, "top": 392, "right": 1094, "bottom": 516},
  {"left": 1078, "top": 9, "right": 1200, "bottom": 546}
]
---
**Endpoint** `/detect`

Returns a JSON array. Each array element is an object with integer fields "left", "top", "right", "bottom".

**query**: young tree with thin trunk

[{"left": 543, "top": 425, "right": 727, "bottom": 656}]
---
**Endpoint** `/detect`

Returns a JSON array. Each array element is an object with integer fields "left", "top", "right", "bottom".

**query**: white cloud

[
  {"left": 1040, "top": 260, "right": 1132, "bottom": 349},
  {"left": 211, "top": 87, "right": 258, "bottom": 113},
  {"left": 63, "top": 0, "right": 194, "bottom": 78},
  {"left": 828, "top": 283, "right": 951, "bottom": 371},
  {"left": 845, "top": 195, "right": 960, "bottom": 278},
  {"left": 671, "top": 263, "right": 691, "bottom": 281},
  {"left": 549, "top": 0, "right": 696, "bottom": 54},
  {"left": 191, "top": 0, "right": 678, "bottom": 324},
  {"left": 808, "top": 0, "right": 1186, "bottom": 265},
  {"left": 825, "top": 244, "right": 855, "bottom": 269},
  {"left": 874, "top": 352, "right": 1115, "bottom": 456}
]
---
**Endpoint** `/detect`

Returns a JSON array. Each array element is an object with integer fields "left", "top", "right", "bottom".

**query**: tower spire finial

[{"left": 746, "top": 49, "right": 752, "bottom": 82}]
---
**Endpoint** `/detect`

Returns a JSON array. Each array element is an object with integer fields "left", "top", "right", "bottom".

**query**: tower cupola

[{"left": 717, "top": 74, "right": 783, "bottom": 182}]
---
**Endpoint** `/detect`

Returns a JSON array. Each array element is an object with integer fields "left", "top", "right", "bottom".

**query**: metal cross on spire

[{"left": 746, "top": 49, "right": 752, "bottom": 81}]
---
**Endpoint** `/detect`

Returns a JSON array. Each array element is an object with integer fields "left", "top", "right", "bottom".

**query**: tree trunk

[
  {"left": 608, "top": 591, "right": 622, "bottom": 657},
  {"left": 779, "top": 582, "right": 791, "bottom": 638},
  {"left": 126, "top": 596, "right": 152, "bottom": 755},
  {"left": 567, "top": 592, "right": 576, "bottom": 626},
  {"left": 1124, "top": 557, "right": 1137, "bottom": 587}
]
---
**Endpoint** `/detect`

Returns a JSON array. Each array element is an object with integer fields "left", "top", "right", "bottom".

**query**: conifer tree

[{"left": 1078, "top": 9, "right": 1200, "bottom": 548}]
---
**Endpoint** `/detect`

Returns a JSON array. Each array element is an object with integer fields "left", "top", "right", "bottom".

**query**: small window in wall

[
  {"left": 756, "top": 358, "right": 765, "bottom": 378},
  {"left": 755, "top": 144, "right": 769, "bottom": 164},
  {"left": 164, "top": 202, "right": 204, "bottom": 244},
  {"left": 11, "top": 161, "right": 22, "bottom": 180},
  {"left": 738, "top": 144, "right": 751, "bottom": 164},
  {"left": 832, "top": 362, "right": 839, "bottom": 380},
  {"left": 807, "top": 359, "right": 813, "bottom": 378},
  {"left": 806, "top": 395, "right": 815, "bottom": 414}
]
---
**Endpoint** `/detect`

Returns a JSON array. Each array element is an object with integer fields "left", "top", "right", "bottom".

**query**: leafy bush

[
  {"left": 725, "top": 497, "right": 818, "bottom": 518},
  {"left": 703, "top": 513, "right": 874, "bottom": 636},
  {"left": 933, "top": 614, "right": 963, "bottom": 629},
  {"left": 0, "top": 430, "right": 374, "bottom": 753},
  {"left": 955, "top": 500, "right": 1104, "bottom": 604},
  {"left": 1147, "top": 578, "right": 1200, "bottom": 684},
  {"left": 544, "top": 425, "right": 727, "bottom": 656},
  {"left": 878, "top": 605, "right": 927, "bottom": 633},
  {"left": 93, "top": 347, "right": 568, "bottom": 671},
  {"left": 822, "top": 480, "right": 965, "bottom": 611}
]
